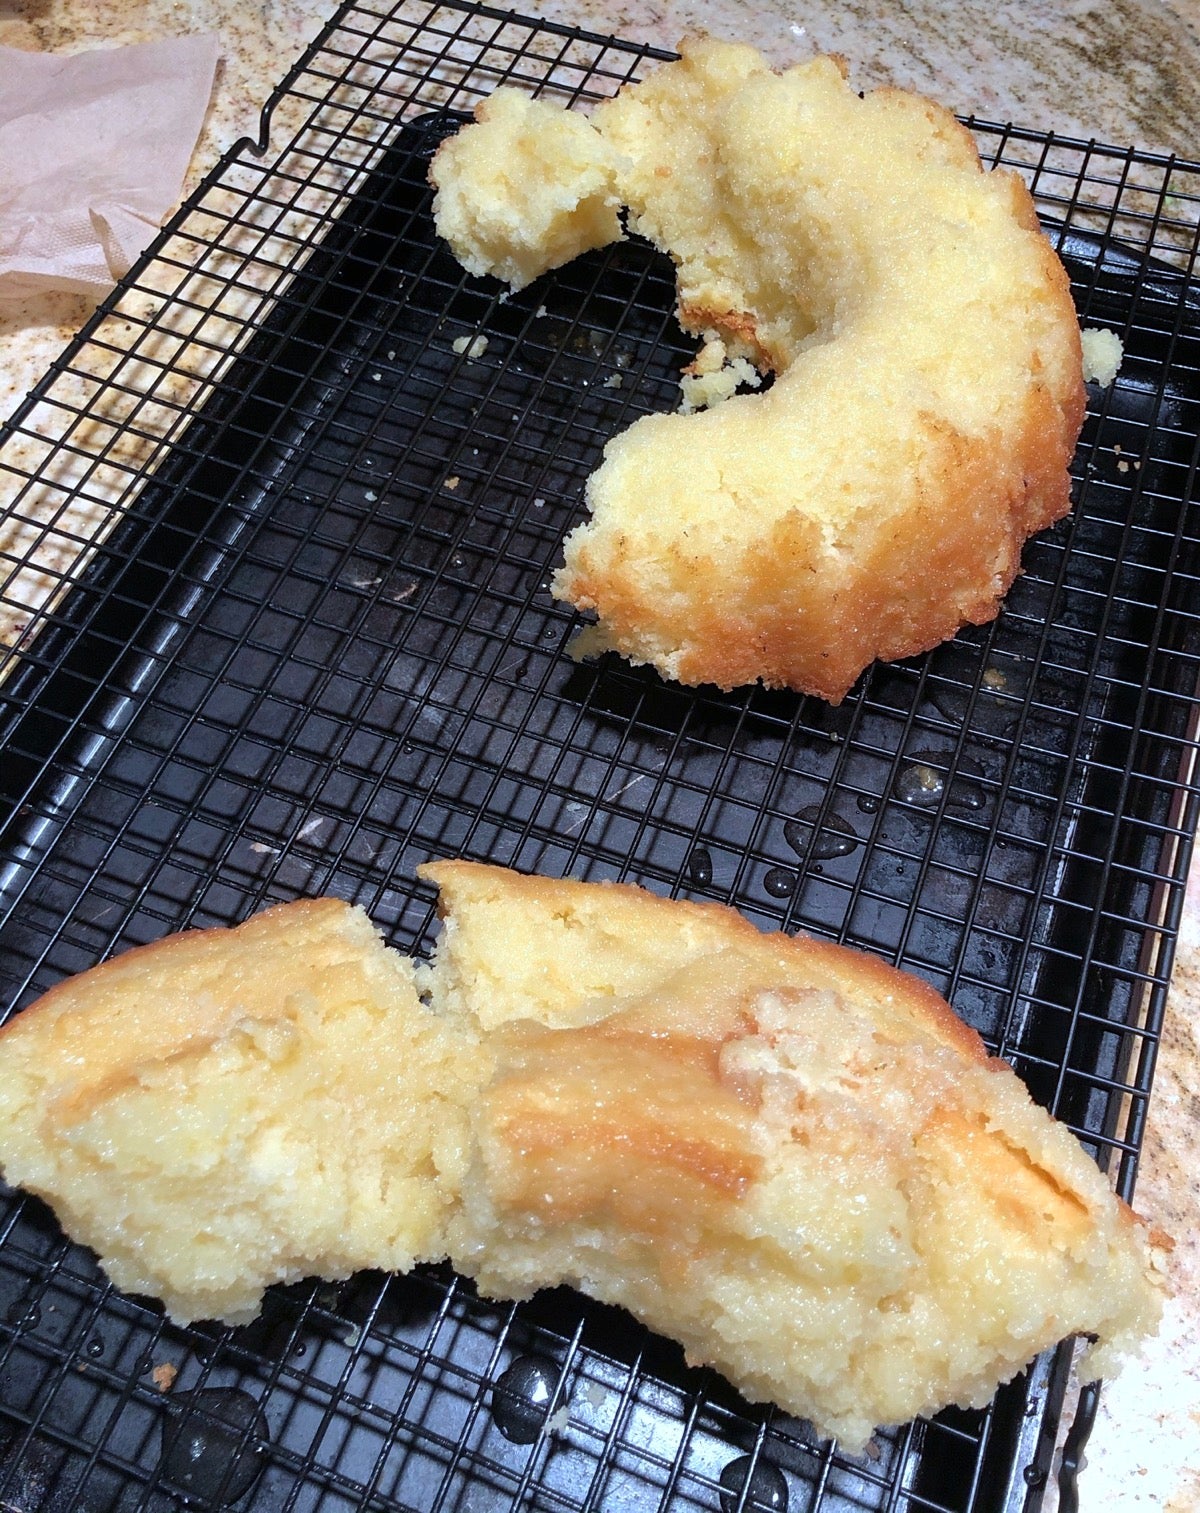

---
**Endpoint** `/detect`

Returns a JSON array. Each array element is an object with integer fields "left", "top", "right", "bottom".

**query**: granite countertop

[{"left": 1, "top": 1, "right": 1197, "bottom": 1507}]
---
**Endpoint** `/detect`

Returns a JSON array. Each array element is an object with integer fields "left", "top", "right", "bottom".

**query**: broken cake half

[{"left": 0, "top": 863, "right": 1165, "bottom": 1450}]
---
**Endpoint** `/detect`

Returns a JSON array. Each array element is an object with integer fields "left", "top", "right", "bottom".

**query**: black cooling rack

[{"left": 2, "top": 3, "right": 1200, "bottom": 1511}]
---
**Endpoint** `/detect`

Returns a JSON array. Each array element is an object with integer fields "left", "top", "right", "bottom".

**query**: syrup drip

[{"left": 490, "top": 1356, "right": 560, "bottom": 1444}]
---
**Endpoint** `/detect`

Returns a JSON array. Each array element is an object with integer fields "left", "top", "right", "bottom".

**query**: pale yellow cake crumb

[
  {"left": 430, "top": 89, "right": 625, "bottom": 291},
  {"left": 1081, "top": 326, "right": 1124, "bottom": 386}
]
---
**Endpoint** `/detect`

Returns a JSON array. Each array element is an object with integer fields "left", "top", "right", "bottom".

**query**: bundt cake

[
  {"left": 0, "top": 864, "right": 1162, "bottom": 1450},
  {"left": 429, "top": 40, "right": 1087, "bottom": 701}
]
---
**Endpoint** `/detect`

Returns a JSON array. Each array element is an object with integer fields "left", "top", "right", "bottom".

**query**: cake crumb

[
  {"left": 1081, "top": 327, "right": 1123, "bottom": 386},
  {"left": 151, "top": 1362, "right": 178, "bottom": 1393},
  {"left": 452, "top": 334, "right": 490, "bottom": 360},
  {"left": 679, "top": 351, "right": 761, "bottom": 413},
  {"left": 685, "top": 332, "right": 729, "bottom": 376}
]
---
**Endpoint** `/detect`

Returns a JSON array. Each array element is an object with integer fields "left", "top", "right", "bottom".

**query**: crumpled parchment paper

[{"left": 0, "top": 33, "right": 219, "bottom": 305}]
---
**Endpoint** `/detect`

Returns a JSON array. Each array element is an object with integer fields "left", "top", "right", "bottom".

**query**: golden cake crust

[
  {"left": 1, "top": 898, "right": 352, "bottom": 1112},
  {"left": 419, "top": 857, "right": 985, "bottom": 1059}
]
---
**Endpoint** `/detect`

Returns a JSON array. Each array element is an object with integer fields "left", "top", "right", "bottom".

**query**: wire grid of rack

[{"left": 2, "top": 2, "right": 1200, "bottom": 1510}]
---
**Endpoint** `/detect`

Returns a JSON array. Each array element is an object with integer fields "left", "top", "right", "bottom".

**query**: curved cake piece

[
  {"left": 0, "top": 866, "right": 1162, "bottom": 1450},
  {"left": 0, "top": 899, "right": 485, "bottom": 1323},
  {"left": 429, "top": 40, "right": 1086, "bottom": 700},
  {"left": 422, "top": 861, "right": 1162, "bottom": 1450}
]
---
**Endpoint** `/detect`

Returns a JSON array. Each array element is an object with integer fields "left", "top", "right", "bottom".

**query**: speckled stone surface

[
  {"left": 0, "top": 0, "right": 335, "bottom": 427},
  {"left": 1077, "top": 883, "right": 1200, "bottom": 1512},
  {"left": 1, "top": 1, "right": 1198, "bottom": 1506}
]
